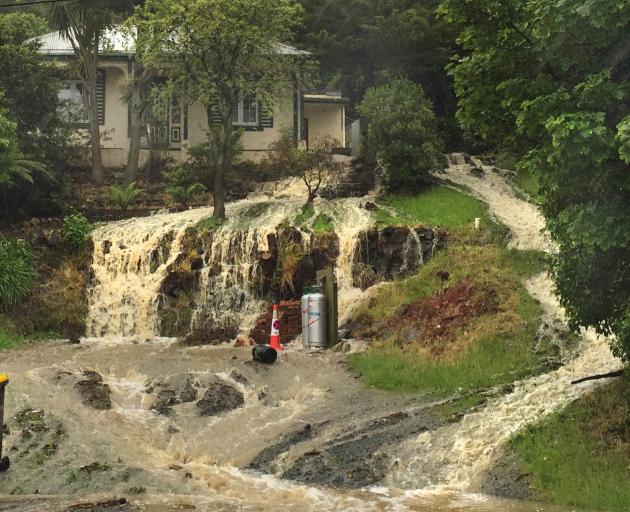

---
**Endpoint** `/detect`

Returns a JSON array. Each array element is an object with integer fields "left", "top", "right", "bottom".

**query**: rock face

[
  {"left": 352, "top": 226, "right": 446, "bottom": 289},
  {"left": 157, "top": 226, "right": 339, "bottom": 339},
  {"left": 196, "top": 382, "right": 244, "bottom": 417},
  {"left": 156, "top": 222, "right": 444, "bottom": 341}
]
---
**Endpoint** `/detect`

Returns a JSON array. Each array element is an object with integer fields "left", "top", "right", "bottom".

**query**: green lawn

[
  {"left": 349, "top": 245, "right": 552, "bottom": 394},
  {"left": 511, "top": 377, "right": 630, "bottom": 511},
  {"left": 294, "top": 203, "right": 334, "bottom": 233},
  {"left": 375, "top": 185, "right": 488, "bottom": 229}
]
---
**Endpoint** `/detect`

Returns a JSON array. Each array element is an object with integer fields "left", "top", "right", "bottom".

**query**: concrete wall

[{"left": 304, "top": 102, "right": 345, "bottom": 148}]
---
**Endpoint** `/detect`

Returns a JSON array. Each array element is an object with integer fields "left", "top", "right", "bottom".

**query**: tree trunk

[
  {"left": 125, "top": 60, "right": 146, "bottom": 185},
  {"left": 86, "top": 49, "right": 104, "bottom": 185},
  {"left": 211, "top": 103, "right": 233, "bottom": 220}
]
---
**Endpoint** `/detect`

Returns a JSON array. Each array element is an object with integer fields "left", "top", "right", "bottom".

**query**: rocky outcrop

[
  {"left": 157, "top": 226, "right": 339, "bottom": 338},
  {"left": 196, "top": 381, "right": 244, "bottom": 416},
  {"left": 74, "top": 371, "right": 111, "bottom": 411},
  {"left": 352, "top": 226, "right": 446, "bottom": 289}
]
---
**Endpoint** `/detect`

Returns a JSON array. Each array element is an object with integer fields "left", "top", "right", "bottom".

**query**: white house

[{"left": 38, "top": 30, "right": 348, "bottom": 168}]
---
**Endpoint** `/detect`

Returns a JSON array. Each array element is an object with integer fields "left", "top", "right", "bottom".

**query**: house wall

[
  {"left": 88, "top": 59, "right": 347, "bottom": 167},
  {"left": 99, "top": 61, "right": 131, "bottom": 168},
  {"left": 185, "top": 99, "right": 295, "bottom": 162},
  {"left": 304, "top": 103, "right": 345, "bottom": 148}
]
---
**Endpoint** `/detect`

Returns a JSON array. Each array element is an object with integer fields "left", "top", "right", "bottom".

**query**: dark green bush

[
  {"left": 358, "top": 77, "right": 443, "bottom": 191},
  {"left": 0, "top": 236, "right": 37, "bottom": 306},
  {"left": 63, "top": 214, "right": 93, "bottom": 250}
]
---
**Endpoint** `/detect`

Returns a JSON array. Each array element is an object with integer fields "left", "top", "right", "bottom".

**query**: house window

[
  {"left": 58, "top": 81, "right": 89, "bottom": 124},
  {"left": 57, "top": 71, "right": 106, "bottom": 125},
  {"left": 232, "top": 95, "right": 259, "bottom": 126}
]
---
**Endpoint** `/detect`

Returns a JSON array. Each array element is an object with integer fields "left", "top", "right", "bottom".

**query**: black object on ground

[
  {"left": 0, "top": 374, "right": 9, "bottom": 472},
  {"left": 252, "top": 345, "right": 278, "bottom": 364}
]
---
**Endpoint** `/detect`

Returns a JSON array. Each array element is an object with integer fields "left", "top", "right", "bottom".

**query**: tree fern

[{"left": 109, "top": 181, "right": 144, "bottom": 210}]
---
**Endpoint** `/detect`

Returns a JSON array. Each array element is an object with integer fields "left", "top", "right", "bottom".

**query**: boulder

[{"left": 196, "top": 382, "right": 244, "bottom": 416}]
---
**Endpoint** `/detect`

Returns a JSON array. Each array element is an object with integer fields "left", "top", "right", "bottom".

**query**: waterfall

[{"left": 86, "top": 190, "right": 389, "bottom": 340}]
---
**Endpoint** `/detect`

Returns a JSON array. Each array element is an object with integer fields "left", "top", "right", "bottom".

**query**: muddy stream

[{"left": 0, "top": 164, "right": 617, "bottom": 511}]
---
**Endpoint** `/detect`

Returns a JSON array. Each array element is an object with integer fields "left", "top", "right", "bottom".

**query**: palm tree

[{"left": 49, "top": 0, "right": 140, "bottom": 185}]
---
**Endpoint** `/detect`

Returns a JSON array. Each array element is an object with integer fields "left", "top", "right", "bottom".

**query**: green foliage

[
  {"left": 109, "top": 182, "right": 144, "bottom": 210},
  {"left": 441, "top": 0, "right": 630, "bottom": 362},
  {"left": 267, "top": 131, "right": 343, "bottom": 205},
  {"left": 182, "top": 127, "right": 244, "bottom": 189},
  {"left": 0, "top": 105, "right": 48, "bottom": 190},
  {"left": 63, "top": 214, "right": 92, "bottom": 250},
  {"left": 296, "top": 0, "right": 460, "bottom": 145},
  {"left": 0, "top": 236, "right": 37, "bottom": 306},
  {"left": 511, "top": 378, "right": 630, "bottom": 511},
  {"left": 0, "top": 324, "right": 22, "bottom": 351},
  {"left": 196, "top": 216, "right": 222, "bottom": 232},
  {"left": 134, "top": 0, "right": 306, "bottom": 218},
  {"left": 375, "top": 185, "right": 487, "bottom": 229},
  {"left": 0, "top": 12, "right": 66, "bottom": 222},
  {"left": 293, "top": 203, "right": 334, "bottom": 232},
  {"left": 358, "top": 78, "right": 443, "bottom": 191},
  {"left": 349, "top": 245, "right": 549, "bottom": 393},
  {"left": 165, "top": 183, "right": 207, "bottom": 206}
]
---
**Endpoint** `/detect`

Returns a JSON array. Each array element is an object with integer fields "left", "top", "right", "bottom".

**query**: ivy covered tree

[
  {"left": 134, "top": 0, "right": 305, "bottom": 220},
  {"left": 440, "top": 0, "right": 630, "bottom": 362},
  {"left": 358, "top": 78, "right": 442, "bottom": 191}
]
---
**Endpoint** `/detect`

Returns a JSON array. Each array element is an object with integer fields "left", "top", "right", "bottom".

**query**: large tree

[
  {"left": 135, "top": 0, "right": 304, "bottom": 219},
  {"left": 440, "top": 0, "right": 630, "bottom": 362},
  {"left": 297, "top": 0, "right": 459, "bottom": 144}
]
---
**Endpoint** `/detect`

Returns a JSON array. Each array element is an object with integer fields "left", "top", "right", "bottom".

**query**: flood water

[{"left": 0, "top": 164, "right": 615, "bottom": 511}]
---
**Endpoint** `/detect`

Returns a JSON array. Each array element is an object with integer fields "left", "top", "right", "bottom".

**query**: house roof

[
  {"left": 36, "top": 28, "right": 309, "bottom": 58},
  {"left": 304, "top": 94, "right": 349, "bottom": 104},
  {"left": 37, "top": 28, "right": 135, "bottom": 56}
]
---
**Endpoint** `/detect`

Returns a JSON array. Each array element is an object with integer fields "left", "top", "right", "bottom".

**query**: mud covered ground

[
  {"left": 0, "top": 338, "right": 578, "bottom": 512},
  {"left": 0, "top": 339, "right": 454, "bottom": 510}
]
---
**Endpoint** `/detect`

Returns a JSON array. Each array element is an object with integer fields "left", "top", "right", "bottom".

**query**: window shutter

[
  {"left": 260, "top": 106, "right": 274, "bottom": 129},
  {"left": 96, "top": 70, "right": 106, "bottom": 125},
  {"left": 210, "top": 98, "right": 222, "bottom": 125},
  {"left": 183, "top": 105, "right": 188, "bottom": 140}
]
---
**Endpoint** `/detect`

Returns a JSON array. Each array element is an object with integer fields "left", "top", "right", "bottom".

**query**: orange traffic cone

[{"left": 269, "top": 303, "right": 283, "bottom": 351}]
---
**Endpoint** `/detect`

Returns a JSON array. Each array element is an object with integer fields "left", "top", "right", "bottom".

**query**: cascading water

[
  {"left": 388, "top": 158, "right": 621, "bottom": 491},
  {"left": 1, "top": 165, "right": 596, "bottom": 512},
  {"left": 86, "top": 180, "right": 382, "bottom": 340}
]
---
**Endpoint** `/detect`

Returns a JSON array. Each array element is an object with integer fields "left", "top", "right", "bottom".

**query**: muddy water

[
  {"left": 0, "top": 164, "right": 612, "bottom": 511},
  {"left": 387, "top": 160, "right": 620, "bottom": 491},
  {"left": 0, "top": 341, "right": 579, "bottom": 512},
  {"left": 87, "top": 179, "right": 374, "bottom": 339}
]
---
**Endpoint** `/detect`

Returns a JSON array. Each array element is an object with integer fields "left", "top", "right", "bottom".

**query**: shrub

[
  {"left": 109, "top": 182, "right": 144, "bottom": 210},
  {"left": 266, "top": 131, "right": 343, "bottom": 205},
  {"left": 165, "top": 183, "right": 207, "bottom": 205},
  {"left": 0, "top": 236, "right": 37, "bottom": 306},
  {"left": 358, "top": 77, "right": 443, "bottom": 191},
  {"left": 63, "top": 214, "right": 92, "bottom": 250}
]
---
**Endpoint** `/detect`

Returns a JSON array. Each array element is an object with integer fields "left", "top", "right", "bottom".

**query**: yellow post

[{"left": 0, "top": 373, "right": 9, "bottom": 472}]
